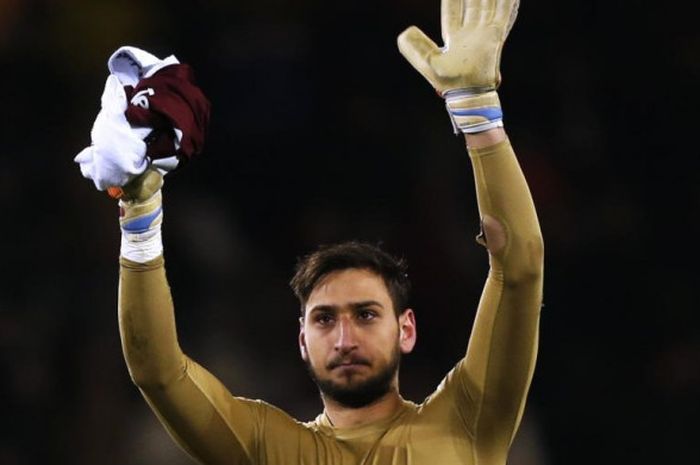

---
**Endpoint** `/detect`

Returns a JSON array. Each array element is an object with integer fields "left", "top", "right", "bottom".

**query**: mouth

[
  {"left": 335, "top": 363, "right": 365, "bottom": 369},
  {"left": 328, "top": 359, "right": 370, "bottom": 370},
  {"left": 332, "top": 364, "right": 368, "bottom": 377}
]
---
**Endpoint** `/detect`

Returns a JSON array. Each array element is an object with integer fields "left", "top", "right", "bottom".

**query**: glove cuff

[
  {"left": 444, "top": 90, "right": 503, "bottom": 135},
  {"left": 119, "top": 190, "right": 163, "bottom": 262}
]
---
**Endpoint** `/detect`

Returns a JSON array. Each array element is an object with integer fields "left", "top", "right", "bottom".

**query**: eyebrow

[{"left": 308, "top": 300, "right": 384, "bottom": 315}]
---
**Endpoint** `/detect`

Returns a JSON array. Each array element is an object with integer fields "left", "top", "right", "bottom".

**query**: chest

[{"left": 262, "top": 422, "right": 475, "bottom": 465}]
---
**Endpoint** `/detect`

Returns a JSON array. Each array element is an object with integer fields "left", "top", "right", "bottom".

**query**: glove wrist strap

[
  {"left": 444, "top": 89, "right": 503, "bottom": 135},
  {"left": 119, "top": 190, "right": 163, "bottom": 262}
]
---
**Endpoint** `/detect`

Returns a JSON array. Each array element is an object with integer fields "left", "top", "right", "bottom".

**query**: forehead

[{"left": 306, "top": 268, "right": 392, "bottom": 310}]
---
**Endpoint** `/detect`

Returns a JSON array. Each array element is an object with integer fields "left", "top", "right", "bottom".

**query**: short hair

[{"left": 290, "top": 241, "right": 411, "bottom": 316}]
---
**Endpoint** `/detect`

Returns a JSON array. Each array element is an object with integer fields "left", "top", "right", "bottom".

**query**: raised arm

[
  {"left": 74, "top": 53, "right": 263, "bottom": 464},
  {"left": 398, "top": 0, "right": 543, "bottom": 460},
  {"left": 117, "top": 173, "right": 266, "bottom": 465},
  {"left": 461, "top": 128, "right": 543, "bottom": 453},
  {"left": 119, "top": 175, "right": 268, "bottom": 464}
]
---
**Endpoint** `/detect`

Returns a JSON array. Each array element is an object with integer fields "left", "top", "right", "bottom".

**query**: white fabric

[
  {"left": 74, "top": 46, "right": 181, "bottom": 191},
  {"left": 461, "top": 120, "right": 504, "bottom": 134},
  {"left": 108, "top": 46, "right": 179, "bottom": 87},
  {"left": 152, "top": 155, "right": 180, "bottom": 173},
  {"left": 74, "top": 75, "right": 148, "bottom": 190},
  {"left": 120, "top": 227, "right": 163, "bottom": 263}
]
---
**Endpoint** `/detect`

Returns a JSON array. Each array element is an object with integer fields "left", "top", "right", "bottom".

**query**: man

[{"left": 98, "top": 0, "right": 543, "bottom": 463}]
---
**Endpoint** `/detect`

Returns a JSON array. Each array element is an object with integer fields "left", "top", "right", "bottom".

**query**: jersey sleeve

[
  {"left": 426, "top": 139, "right": 544, "bottom": 463},
  {"left": 119, "top": 257, "right": 264, "bottom": 465},
  {"left": 465, "top": 138, "right": 543, "bottom": 456}
]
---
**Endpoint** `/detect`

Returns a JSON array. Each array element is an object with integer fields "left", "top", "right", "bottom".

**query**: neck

[{"left": 322, "top": 384, "right": 404, "bottom": 429}]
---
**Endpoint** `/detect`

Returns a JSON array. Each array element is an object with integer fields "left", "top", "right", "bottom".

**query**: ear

[
  {"left": 298, "top": 316, "right": 308, "bottom": 360},
  {"left": 398, "top": 308, "right": 417, "bottom": 354}
]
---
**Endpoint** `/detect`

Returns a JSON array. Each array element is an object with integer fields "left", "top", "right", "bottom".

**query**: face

[{"left": 299, "top": 268, "right": 416, "bottom": 408}]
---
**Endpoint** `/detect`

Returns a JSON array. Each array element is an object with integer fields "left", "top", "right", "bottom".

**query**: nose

[{"left": 334, "top": 317, "right": 358, "bottom": 353}]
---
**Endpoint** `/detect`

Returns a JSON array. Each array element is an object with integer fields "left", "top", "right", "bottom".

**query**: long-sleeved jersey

[{"left": 118, "top": 139, "right": 544, "bottom": 465}]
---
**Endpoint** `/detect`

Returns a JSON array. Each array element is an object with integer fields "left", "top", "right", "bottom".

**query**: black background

[{"left": 1, "top": 1, "right": 698, "bottom": 463}]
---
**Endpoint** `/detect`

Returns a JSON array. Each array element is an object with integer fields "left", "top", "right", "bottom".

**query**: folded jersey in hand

[{"left": 75, "top": 46, "right": 210, "bottom": 191}]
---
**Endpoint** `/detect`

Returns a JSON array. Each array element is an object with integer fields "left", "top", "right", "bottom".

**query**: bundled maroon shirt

[{"left": 123, "top": 64, "right": 210, "bottom": 164}]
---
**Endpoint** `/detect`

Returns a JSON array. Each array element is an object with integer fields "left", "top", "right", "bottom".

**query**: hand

[
  {"left": 112, "top": 169, "right": 164, "bottom": 202},
  {"left": 398, "top": 0, "right": 520, "bottom": 95},
  {"left": 118, "top": 171, "right": 164, "bottom": 263}
]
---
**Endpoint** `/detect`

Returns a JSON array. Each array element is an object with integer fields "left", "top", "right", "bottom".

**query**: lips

[
  {"left": 332, "top": 363, "right": 367, "bottom": 375},
  {"left": 328, "top": 358, "right": 370, "bottom": 370}
]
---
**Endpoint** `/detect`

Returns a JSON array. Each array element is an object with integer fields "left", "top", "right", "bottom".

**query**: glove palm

[{"left": 398, "top": 0, "right": 519, "bottom": 95}]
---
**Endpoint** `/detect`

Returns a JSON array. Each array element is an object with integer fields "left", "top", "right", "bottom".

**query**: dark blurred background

[{"left": 1, "top": 0, "right": 698, "bottom": 463}]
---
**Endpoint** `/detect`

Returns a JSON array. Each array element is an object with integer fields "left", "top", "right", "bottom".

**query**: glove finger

[
  {"left": 441, "top": 0, "right": 464, "bottom": 44},
  {"left": 397, "top": 26, "right": 440, "bottom": 87},
  {"left": 494, "top": 0, "right": 520, "bottom": 37},
  {"left": 464, "top": 0, "right": 481, "bottom": 23},
  {"left": 480, "top": 0, "right": 497, "bottom": 23}
]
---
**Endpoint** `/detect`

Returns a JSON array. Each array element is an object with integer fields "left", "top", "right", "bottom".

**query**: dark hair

[{"left": 290, "top": 241, "right": 411, "bottom": 316}]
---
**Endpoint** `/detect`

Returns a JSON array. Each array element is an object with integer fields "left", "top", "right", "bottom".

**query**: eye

[
  {"left": 358, "top": 309, "right": 377, "bottom": 322},
  {"left": 314, "top": 313, "right": 335, "bottom": 326}
]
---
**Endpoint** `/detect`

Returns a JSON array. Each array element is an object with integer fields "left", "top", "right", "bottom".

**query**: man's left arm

[
  {"left": 460, "top": 127, "right": 543, "bottom": 452},
  {"left": 398, "top": 0, "right": 544, "bottom": 458}
]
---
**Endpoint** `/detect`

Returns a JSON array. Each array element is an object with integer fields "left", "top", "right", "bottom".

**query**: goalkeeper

[{"left": 78, "top": 1, "right": 544, "bottom": 464}]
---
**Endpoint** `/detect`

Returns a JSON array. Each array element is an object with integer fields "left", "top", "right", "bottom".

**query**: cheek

[
  {"left": 304, "top": 332, "right": 331, "bottom": 365},
  {"left": 366, "top": 329, "right": 400, "bottom": 360},
  {"left": 375, "top": 322, "right": 401, "bottom": 344}
]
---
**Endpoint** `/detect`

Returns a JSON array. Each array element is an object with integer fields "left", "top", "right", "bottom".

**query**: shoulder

[
  {"left": 411, "top": 359, "right": 477, "bottom": 430},
  {"left": 243, "top": 400, "right": 336, "bottom": 461},
  {"left": 242, "top": 398, "right": 325, "bottom": 438}
]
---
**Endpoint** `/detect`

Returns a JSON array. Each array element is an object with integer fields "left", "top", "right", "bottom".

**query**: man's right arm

[
  {"left": 118, "top": 227, "right": 265, "bottom": 465},
  {"left": 112, "top": 169, "right": 270, "bottom": 464},
  {"left": 119, "top": 254, "right": 328, "bottom": 465},
  {"left": 75, "top": 51, "right": 303, "bottom": 464}
]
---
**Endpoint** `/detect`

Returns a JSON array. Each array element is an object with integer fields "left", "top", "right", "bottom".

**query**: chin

[{"left": 309, "top": 360, "right": 400, "bottom": 409}]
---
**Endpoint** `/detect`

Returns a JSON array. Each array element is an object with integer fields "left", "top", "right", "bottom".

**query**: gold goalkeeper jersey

[{"left": 118, "top": 139, "right": 543, "bottom": 465}]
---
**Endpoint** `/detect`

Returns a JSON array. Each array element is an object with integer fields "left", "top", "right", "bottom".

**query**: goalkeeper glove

[
  {"left": 118, "top": 169, "right": 165, "bottom": 263},
  {"left": 397, "top": 0, "right": 520, "bottom": 134}
]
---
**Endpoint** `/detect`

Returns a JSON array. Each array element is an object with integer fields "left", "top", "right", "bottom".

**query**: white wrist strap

[
  {"left": 118, "top": 190, "right": 164, "bottom": 263},
  {"left": 444, "top": 89, "right": 503, "bottom": 135},
  {"left": 121, "top": 226, "right": 163, "bottom": 262}
]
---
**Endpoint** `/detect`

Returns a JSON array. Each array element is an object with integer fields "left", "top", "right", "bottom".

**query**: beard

[{"left": 305, "top": 344, "right": 401, "bottom": 409}]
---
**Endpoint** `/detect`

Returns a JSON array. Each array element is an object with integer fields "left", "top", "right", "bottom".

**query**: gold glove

[
  {"left": 398, "top": 0, "right": 520, "bottom": 133},
  {"left": 109, "top": 169, "right": 163, "bottom": 202},
  {"left": 117, "top": 170, "right": 164, "bottom": 262},
  {"left": 117, "top": 169, "right": 163, "bottom": 233}
]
